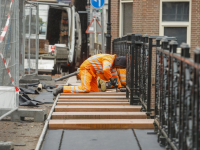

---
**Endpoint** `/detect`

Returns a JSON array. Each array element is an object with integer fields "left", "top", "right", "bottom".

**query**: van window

[{"left": 39, "top": 5, "right": 49, "bottom": 39}]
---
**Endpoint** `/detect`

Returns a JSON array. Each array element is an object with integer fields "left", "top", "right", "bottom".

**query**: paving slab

[
  {"left": 134, "top": 129, "right": 165, "bottom": 150},
  {"left": 60, "top": 129, "right": 140, "bottom": 150},
  {"left": 42, "top": 129, "right": 63, "bottom": 150},
  {"left": 0, "top": 141, "right": 14, "bottom": 150}
]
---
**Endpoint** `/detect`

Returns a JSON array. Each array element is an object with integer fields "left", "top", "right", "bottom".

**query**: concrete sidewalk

[{"left": 42, "top": 129, "right": 165, "bottom": 150}]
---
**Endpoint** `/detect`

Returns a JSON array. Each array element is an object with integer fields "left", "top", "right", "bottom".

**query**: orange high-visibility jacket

[
  {"left": 63, "top": 54, "right": 116, "bottom": 93},
  {"left": 117, "top": 69, "right": 126, "bottom": 87},
  {"left": 97, "top": 68, "right": 122, "bottom": 88}
]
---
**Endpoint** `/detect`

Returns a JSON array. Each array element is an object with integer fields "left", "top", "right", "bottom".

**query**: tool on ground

[
  {"left": 37, "top": 84, "right": 43, "bottom": 91},
  {"left": 106, "top": 77, "right": 119, "bottom": 92},
  {"left": 54, "top": 70, "right": 79, "bottom": 82},
  {"left": 37, "top": 82, "right": 56, "bottom": 92}
]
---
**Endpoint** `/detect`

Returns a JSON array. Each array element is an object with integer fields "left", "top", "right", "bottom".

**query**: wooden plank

[
  {"left": 52, "top": 112, "right": 147, "bottom": 119},
  {"left": 59, "top": 96, "right": 127, "bottom": 99},
  {"left": 58, "top": 99, "right": 129, "bottom": 102},
  {"left": 60, "top": 92, "right": 126, "bottom": 96},
  {"left": 55, "top": 105, "right": 141, "bottom": 112},
  {"left": 49, "top": 119, "right": 154, "bottom": 129},
  {"left": 56, "top": 102, "right": 130, "bottom": 105}
]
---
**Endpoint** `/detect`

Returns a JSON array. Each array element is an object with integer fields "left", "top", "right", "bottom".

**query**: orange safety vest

[
  {"left": 97, "top": 68, "right": 122, "bottom": 89},
  {"left": 63, "top": 54, "right": 116, "bottom": 93},
  {"left": 80, "top": 54, "right": 116, "bottom": 80},
  {"left": 117, "top": 69, "right": 126, "bottom": 87}
]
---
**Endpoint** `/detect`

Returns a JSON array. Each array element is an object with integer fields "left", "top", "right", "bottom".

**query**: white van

[{"left": 24, "top": 1, "right": 82, "bottom": 74}]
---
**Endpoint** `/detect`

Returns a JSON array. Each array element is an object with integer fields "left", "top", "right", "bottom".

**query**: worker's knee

[{"left": 84, "top": 88, "right": 91, "bottom": 93}]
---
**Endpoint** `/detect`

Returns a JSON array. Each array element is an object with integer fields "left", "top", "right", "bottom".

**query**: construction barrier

[
  {"left": 112, "top": 34, "right": 200, "bottom": 150},
  {"left": 0, "top": 0, "right": 20, "bottom": 119},
  {"left": 24, "top": 2, "right": 39, "bottom": 75}
]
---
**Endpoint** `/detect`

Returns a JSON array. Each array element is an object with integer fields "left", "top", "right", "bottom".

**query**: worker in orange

[
  {"left": 53, "top": 54, "right": 126, "bottom": 95},
  {"left": 97, "top": 68, "right": 122, "bottom": 91},
  {"left": 117, "top": 69, "right": 126, "bottom": 87}
]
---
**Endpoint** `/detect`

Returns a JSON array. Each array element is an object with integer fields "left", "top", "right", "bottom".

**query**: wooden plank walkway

[{"left": 49, "top": 91, "right": 154, "bottom": 129}]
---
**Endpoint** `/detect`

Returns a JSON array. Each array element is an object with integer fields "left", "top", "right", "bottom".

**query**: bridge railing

[
  {"left": 154, "top": 38, "right": 200, "bottom": 150},
  {"left": 113, "top": 34, "right": 176, "bottom": 116},
  {"left": 112, "top": 34, "right": 200, "bottom": 150}
]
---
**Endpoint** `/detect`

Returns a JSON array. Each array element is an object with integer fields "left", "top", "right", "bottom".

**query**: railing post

[
  {"left": 169, "top": 40, "right": 178, "bottom": 53},
  {"left": 132, "top": 34, "right": 143, "bottom": 105},
  {"left": 179, "top": 43, "right": 190, "bottom": 150},
  {"left": 168, "top": 40, "right": 178, "bottom": 142},
  {"left": 147, "top": 37, "right": 153, "bottom": 117},
  {"left": 193, "top": 47, "right": 200, "bottom": 150},
  {"left": 181, "top": 43, "right": 190, "bottom": 58},
  {"left": 155, "top": 38, "right": 160, "bottom": 118},
  {"left": 130, "top": 34, "right": 135, "bottom": 105}
]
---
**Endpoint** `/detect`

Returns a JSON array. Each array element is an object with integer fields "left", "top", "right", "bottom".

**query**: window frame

[
  {"left": 119, "top": 0, "right": 133, "bottom": 37},
  {"left": 159, "top": 0, "right": 192, "bottom": 46}
]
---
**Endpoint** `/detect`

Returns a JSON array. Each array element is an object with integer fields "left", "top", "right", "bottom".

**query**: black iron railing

[
  {"left": 154, "top": 38, "right": 200, "bottom": 150},
  {"left": 112, "top": 34, "right": 200, "bottom": 150},
  {"left": 113, "top": 34, "right": 175, "bottom": 116}
]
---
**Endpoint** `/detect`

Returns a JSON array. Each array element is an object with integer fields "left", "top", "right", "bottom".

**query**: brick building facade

[
  {"left": 111, "top": 0, "right": 200, "bottom": 108},
  {"left": 111, "top": 0, "right": 200, "bottom": 55}
]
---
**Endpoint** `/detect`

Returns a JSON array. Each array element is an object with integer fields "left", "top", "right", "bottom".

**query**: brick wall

[
  {"left": 111, "top": 0, "right": 120, "bottom": 53},
  {"left": 111, "top": 0, "right": 200, "bottom": 110},
  {"left": 191, "top": 0, "right": 200, "bottom": 58},
  {"left": 132, "top": 0, "right": 160, "bottom": 109},
  {"left": 132, "top": 0, "right": 160, "bottom": 35}
]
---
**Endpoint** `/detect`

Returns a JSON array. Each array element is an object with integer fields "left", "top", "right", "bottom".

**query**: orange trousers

[{"left": 63, "top": 68, "right": 99, "bottom": 93}]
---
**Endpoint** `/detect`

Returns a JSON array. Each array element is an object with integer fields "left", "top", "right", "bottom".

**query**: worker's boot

[
  {"left": 100, "top": 80, "right": 106, "bottom": 92},
  {"left": 97, "top": 76, "right": 101, "bottom": 87},
  {"left": 53, "top": 86, "right": 63, "bottom": 96}
]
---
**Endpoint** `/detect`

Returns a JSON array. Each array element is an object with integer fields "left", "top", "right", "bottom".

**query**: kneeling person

[{"left": 53, "top": 55, "right": 126, "bottom": 96}]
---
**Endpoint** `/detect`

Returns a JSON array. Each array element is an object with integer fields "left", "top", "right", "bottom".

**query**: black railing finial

[
  {"left": 143, "top": 34, "right": 149, "bottom": 43},
  {"left": 194, "top": 47, "right": 200, "bottom": 64},
  {"left": 180, "top": 43, "right": 190, "bottom": 58},
  {"left": 169, "top": 40, "right": 178, "bottom": 53},
  {"left": 161, "top": 37, "right": 169, "bottom": 50}
]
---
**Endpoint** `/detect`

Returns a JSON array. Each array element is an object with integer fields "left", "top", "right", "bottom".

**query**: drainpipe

[{"left": 106, "top": 0, "right": 111, "bottom": 54}]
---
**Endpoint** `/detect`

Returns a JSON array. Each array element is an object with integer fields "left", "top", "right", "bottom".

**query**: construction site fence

[
  {"left": 0, "top": 0, "right": 20, "bottom": 118},
  {"left": 112, "top": 34, "right": 200, "bottom": 150},
  {"left": 24, "top": 1, "right": 39, "bottom": 75},
  {"left": 0, "top": 0, "right": 39, "bottom": 119}
]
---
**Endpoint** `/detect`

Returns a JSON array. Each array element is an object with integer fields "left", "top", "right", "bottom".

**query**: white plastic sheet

[{"left": 0, "top": 86, "right": 16, "bottom": 109}]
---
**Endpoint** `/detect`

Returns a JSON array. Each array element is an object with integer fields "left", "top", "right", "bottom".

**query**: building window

[
  {"left": 164, "top": 27, "right": 187, "bottom": 46},
  {"left": 119, "top": 0, "right": 133, "bottom": 37},
  {"left": 160, "top": 0, "right": 191, "bottom": 47},
  {"left": 162, "top": 2, "right": 189, "bottom": 22}
]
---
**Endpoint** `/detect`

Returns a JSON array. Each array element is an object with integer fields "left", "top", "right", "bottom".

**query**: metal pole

[
  {"left": 15, "top": 0, "right": 19, "bottom": 107},
  {"left": 106, "top": 0, "right": 111, "bottom": 54},
  {"left": 28, "top": 6, "right": 31, "bottom": 74},
  {"left": 147, "top": 38, "right": 152, "bottom": 116},
  {"left": 94, "top": 17, "right": 96, "bottom": 44},
  {"left": 101, "top": 9, "right": 105, "bottom": 53},
  {"left": 35, "top": 5, "right": 39, "bottom": 75},
  {"left": 0, "top": 0, "right": 1, "bottom": 29},
  {"left": 35, "top": 94, "right": 60, "bottom": 150},
  {"left": 0, "top": 108, "right": 18, "bottom": 120},
  {"left": 22, "top": 0, "right": 25, "bottom": 77},
  {"left": 130, "top": 34, "right": 135, "bottom": 105}
]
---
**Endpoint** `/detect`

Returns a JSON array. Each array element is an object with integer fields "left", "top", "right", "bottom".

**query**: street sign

[
  {"left": 86, "top": 17, "right": 101, "bottom": 34},
  {"left": 91, "top": 0, "right": 105, "bottom": 9}
]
